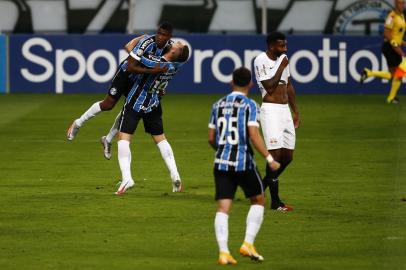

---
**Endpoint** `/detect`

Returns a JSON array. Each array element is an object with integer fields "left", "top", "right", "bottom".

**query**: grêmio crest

[{"left": 334, "top": 0, "right": 393, "bottom": 34}]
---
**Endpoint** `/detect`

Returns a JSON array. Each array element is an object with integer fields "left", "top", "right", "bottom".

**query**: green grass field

[{"left": 0, "top": 94, "right": 405, "bottom": 270}]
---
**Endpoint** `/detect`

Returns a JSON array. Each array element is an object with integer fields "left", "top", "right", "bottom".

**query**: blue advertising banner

[
  {"left": 0, "top": 35, "right": 6, "bottom": 93},
  {"left": 9, "top": 34, "right": 388, "bottom": 94}
]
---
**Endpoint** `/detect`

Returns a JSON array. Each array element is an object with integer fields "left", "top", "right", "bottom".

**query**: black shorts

[
  {"left": 214, "top": 168, "right": 264, "bottom": 200},
  {"left": 382, "top": 41, "right": 402, "bottom": 68},
  {"left": 107, "top": 69, "right": 132, "bottom": 100},
  {"left": 119, "top": 104, "right": 164, "bottom": 135}
]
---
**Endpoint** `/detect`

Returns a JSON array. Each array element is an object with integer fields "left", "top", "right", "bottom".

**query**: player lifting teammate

[
  {"left": 67, "top": 22, "right": 173, "bottom": 143},
  {"left": 67, "top": 22, "right": 188, "bottom": 193},
  {"left": 115, "top": 41, "right": 189, "bottom": 195}
]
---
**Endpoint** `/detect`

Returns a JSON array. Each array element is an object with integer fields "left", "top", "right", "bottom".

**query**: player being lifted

[
  {"left": 360, "top": 0, "right": 405, "bottom": 104},
  {"left": 116, "top": 41, "right": 189, "bottom": 195},
  {"left": 67, "top": 22, "right": 173, "bottom": 143},
  {"left": 253, "top": 31, "right": 300, "bottom": 211},
  {"left": 208, "top": 67, "right": 280, "bottom": 265}
]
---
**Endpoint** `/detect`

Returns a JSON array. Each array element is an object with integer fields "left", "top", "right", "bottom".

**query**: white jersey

[{"left": 253, "top": 52, "right": 290, "bottom": 98}]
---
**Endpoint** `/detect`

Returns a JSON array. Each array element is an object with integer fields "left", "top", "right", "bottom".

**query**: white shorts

[{"left": 260, "top": 103, "right": 295, "bottom": 150}]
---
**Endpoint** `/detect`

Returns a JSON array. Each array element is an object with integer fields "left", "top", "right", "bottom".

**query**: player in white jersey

[{"left": 253, "top": 31, "right": 300, "bottom": 211}]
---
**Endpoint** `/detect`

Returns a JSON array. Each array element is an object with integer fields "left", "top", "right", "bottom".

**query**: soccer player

[
  {"left": 66, "top": 22, "right": 173, "bottom": 142},
  {"left": 360, "top": 0, "right": 405, "bottom": 104},
  {"left": 116, "top": 41, "right": 189, "bottom": 195},
  {"left": 253, "top": 31, "right": 300, "bottom": 212},
  {"left": 208, "top": 67, "right": 280, "bottom": 265}
]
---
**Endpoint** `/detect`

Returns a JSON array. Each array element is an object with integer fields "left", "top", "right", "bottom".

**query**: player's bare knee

[
  {"left": 217, "top": 199, "right": 232, "bottom": 213},
  {"left": 152, "top": 134, "right": 166, "bottom": 144},
  {"left": 250, "top": 195, "right": 265, "bottom": 206}
]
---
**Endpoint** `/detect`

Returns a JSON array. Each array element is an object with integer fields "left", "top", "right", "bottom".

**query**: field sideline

[{"left": 0, "top": 94, "right": 405, "bottom": 270}]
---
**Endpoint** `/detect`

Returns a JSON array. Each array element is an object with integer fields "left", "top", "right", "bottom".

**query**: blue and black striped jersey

[
  {"left": 208, "top": 92, "right": 260, "bottom": 172},
  {"left": 125, "top": 54, "right": 184, "bottom": 113},
  {"left": 119, "top": 34, "right": 172, "bottom": 78}
]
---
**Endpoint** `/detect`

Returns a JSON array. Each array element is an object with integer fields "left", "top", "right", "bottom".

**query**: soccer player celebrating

[
  {"left": 253, "top": 31, "right": 300, "bottom": 211},
  {"left": 67, "top": 22, "right": 173, "bottom": 143},
  {"left": 116, "top": 41, "right": 189, "bottom": 195},
  {"left": 208, "top": 67, "right": 280, "bottom": 265},
  {"left": 360, "top": 0, "right": 405, "bottom": 104}
]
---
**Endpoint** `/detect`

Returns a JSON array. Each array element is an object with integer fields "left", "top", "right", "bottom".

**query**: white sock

[
  {"left": 75, "top": 102, "right": 102, "bottom": 127},
  {"left": 117, "top": 140, "right": 133, "bottom": 182},
  {"left": 106, "top": 112, "right": 121, "bottom": 143},
  {"left": 215, "top": 212, "right": 229, "bottom": 253},
  {"left": 244, "top": 205, "right": 264, "bottom": 244},
  {"left": 157, "top": 140, "right": 180, "bottom": 181}
]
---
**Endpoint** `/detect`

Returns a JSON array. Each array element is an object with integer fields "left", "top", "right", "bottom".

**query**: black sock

[
  {"left": 269, "top": 178, "right": 281, "bottom": 205},
  {"left": 264, "top": 163, "right": 281, "bottom": 204}
]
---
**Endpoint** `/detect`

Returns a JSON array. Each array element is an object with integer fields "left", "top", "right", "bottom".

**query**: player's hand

[
  {"left": 268, "top": 160, "right": 281, "bottom": 171},
  {"left": 151, "top": 64, "right": 168, "bottom": 74},
  {"left": 281, "top": 55, "right": 289, "bottom": 68},
  {"left": 124, "top": 34, "right": 146, "bottom": 53},
  {"left": 293, "top": 112, "right": 300, "bottom": 129}
]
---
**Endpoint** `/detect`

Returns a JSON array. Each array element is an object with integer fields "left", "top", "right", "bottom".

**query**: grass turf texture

[{"left": 0, "top": 94, "right": 405, "bottom": 270}]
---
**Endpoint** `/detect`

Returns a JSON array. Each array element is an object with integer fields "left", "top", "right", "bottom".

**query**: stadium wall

[{"left": 7, "top": 34, "right": 389, "bottom": 94}]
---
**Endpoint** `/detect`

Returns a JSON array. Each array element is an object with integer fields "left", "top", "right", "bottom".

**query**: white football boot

[
  {"left": 100, "top": 136, "right": 112, "bottom": 160},
  {"left": 67, "top": 120, "right": 80, "bottom": 141},
  {"left": 115, "top": 179, "right": 135, "bottom": 195}
]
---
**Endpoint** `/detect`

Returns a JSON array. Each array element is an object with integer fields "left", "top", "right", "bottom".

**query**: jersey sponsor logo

[
  {"left": 269, "top": 138, "right": 278, "bottom": 145},
  {"left": 139, "top": 38, "right": 154, "bottom": 50},
  {"left": 215, "top": 158, "right": 238, "bottom": 167}
]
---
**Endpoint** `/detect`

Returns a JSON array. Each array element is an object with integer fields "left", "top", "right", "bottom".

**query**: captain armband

[{"left": 390, "top": 40, "right": 399, "bottom": 47}]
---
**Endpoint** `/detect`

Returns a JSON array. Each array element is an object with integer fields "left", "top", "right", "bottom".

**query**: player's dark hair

[
  {"left": 177, "top": 45, "right": 190, "bottom": 62},
  {"left": 158, "top": 21, "right": 173, "bottom": 33},
  {"left": 266, "top": 31, "right": 286, "bottom": 46},
  {"left": 232, "top": 67, "right": 251, "bottom": 87}
]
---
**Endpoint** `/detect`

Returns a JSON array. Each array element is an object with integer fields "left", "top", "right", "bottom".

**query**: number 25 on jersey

[{"left": 218, "top": 117, "right": 239, "bottom": 145}]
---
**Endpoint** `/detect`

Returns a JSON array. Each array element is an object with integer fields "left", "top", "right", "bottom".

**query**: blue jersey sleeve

[
  {"left": 129, "top": 35, "right": 154, "bottom": 61},
  {"left": 247, "top": 100, "right": 260, "bottom": 127}
]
